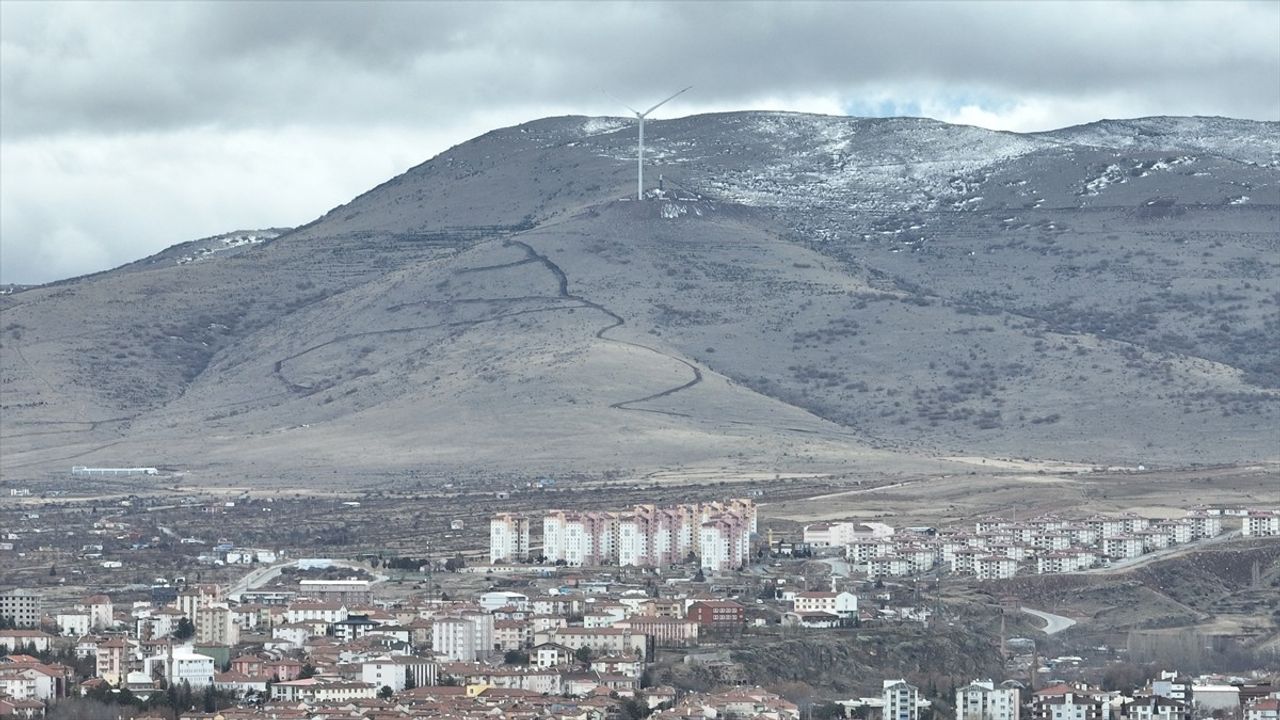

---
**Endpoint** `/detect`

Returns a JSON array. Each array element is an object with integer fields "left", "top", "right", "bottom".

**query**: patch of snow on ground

[
  {"left": 176, "top": 231, "right": 281, "bottom": 265},
  {"left": 1082, "top": 164, "right": 1125, "bottom": 196},
  {"left": 580, "top": 118, "right": 631, "bottom": 136}
]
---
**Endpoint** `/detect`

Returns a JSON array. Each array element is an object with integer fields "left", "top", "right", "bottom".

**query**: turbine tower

[{"left": 616, "top": 86, "right": 691, "bottom": 200}]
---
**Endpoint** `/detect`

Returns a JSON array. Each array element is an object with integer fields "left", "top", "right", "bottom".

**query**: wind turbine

[{"left": 614, "top": 86, "right": 691, "bottom": 200}]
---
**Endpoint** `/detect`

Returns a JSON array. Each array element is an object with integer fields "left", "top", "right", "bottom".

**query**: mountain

[{"left": 2, "top": 112, "right": 1277, "bottom": 486}]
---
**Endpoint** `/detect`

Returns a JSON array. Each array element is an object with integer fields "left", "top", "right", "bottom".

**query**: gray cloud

[{"left": 2, "top": 1, "right": 1278, "bottom": 283}]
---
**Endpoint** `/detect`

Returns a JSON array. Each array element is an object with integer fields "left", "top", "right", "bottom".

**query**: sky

[{"left": 2, "top": 1, "right": 1278, "bottom": 284}]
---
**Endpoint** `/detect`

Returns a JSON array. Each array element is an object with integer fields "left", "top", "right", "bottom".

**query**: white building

[
  {"left": 868, "top": 556, "right": 913, "bottom": 579},
  {"left": 804, "top": 521, "right": 894, "bottom": 547},
  {"left": 479, "top": 591, "right": 529, "bottom": 612},
  {"left": 540, "top": 500, "right": 756, "bottom": 568},
  {"left": 1185, "top": 513, "right": 1222, "bottom": 539},
  {"left": 543, "top": 511, "right": 616, "bottom": 566},
  {"left": 490, "top": 513, "right": 531, "bottom": 563},
  {"left": 956, "top": 680, "right": 1020, "bottom": 720},
  {"left": 1103, "top": 536, "right": 1145, "bottom": 560},
  {"left": 884, "top": 679, "right": 925, "bottom": 720},
  {"left": 143, "top": 645, "right": 215, "bottom": 688},
  {"left": 56, "top": 612, "right": 91, "bottom": 637},
  {"left": 1192, "top": 685, "right": 1240, "bottom": 713},
  {"left": 432, "top": 617, "right": 478, "bottom": 662},
  {"left": 793, "top": 591, "right": 858, "bottom": 618},
  {"left": 1243, "top": 511, "right": 1280, "bottom": 537},
  {"left": 699, "top": 514, "right": 751, "bottom": 573},
  {"left": 975, "top": 556, "right": 1018, "bottom": 580},
  {"left": 361, "top": 657, "right": 408, "bottom": 693},
  {"left": 82, "top": 595, "right": 114, "bottom": 630}
]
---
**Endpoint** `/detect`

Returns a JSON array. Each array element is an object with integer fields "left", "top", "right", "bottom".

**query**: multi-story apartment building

[
  {"left": 0, "top": 590, "right": 42, "bottom": 629},
  {"left": 1243, "top": 510, "right": 1280, "bottom": 537},
  {"left": 884, "top": 680, "right": 924, "bottom": 720},
  {"left": 1184, "top": 512, "right": 1222, "bottom": 540},
  {"left": 82, "top": 594, "right": 114, "bottom": 631},
  {"left": 956, "top": 680, "right": 1020, "bottom": 720},
  {"left": 1103, "top": 536, "right": 1144, "bottom": 561},
  {"left": 490, "top": 513, "right": 531, "bottom": 563},
  {"left": 177, "top": 584, "right": 223, "bottom": 619},
  {"left": 432, "top": 617, "right": 478, "bottom": 662},
  {"left": 95, "top": 636, "right": 129, "bottom": 686},
  {"left": 1031, "top": 685, "right": 1109, "bottom": 720},
  {"left": 195, "top": 604, "right": 240, "bottom": 646},
  {"left": 536, "top": 500, "right": 756, "bottom": 569},
  {"left": 543, "top": 511, "right": 616, "bottom": 566},
  {"left": 975, "top": 555, "right": 1018, "bottom": 580},
  {"left": 699, "top": 512, "right": 750, "bottom": 572}
]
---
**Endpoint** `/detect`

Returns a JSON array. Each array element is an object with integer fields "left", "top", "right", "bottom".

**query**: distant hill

[{"left": 2, "top": 112, "right": 1277, "bottom": 485}]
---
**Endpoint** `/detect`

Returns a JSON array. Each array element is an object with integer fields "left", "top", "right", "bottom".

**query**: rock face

[{"left": 2, "top": 112, "right": 1277, "bottom": 484}]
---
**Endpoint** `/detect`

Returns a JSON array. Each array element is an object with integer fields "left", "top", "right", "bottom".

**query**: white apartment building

[
  {"left": 543, "top": 511, "right": 616, "bottom": 566},
  {"left": 618, "top": 505, "right": 697, "bottom": 567},
  {"left": 1103, "top": 536, "right": 1145, "bottom": 560},
  {"left": 848, "top": 540, "right": 896, "bottom": 564},
  {"left": 975, "top": 556, "right": 1017, "bottom": 580},
  {"left": 869, "top": 556, "right": 912, "bottom": 579},
  {"left": 1185, "top": 513, "right": 1222, "bottom": 539},
  {"left": 433, "top": 617, "right": 478, "bottom": 662},
  {"left": 1036, "top": 551, "right": 1096, "bottom": 575},
  {"left": 82, "top": 595, "right": 114, "bottom": 630},
  {"left": 541, "top": 500, "right": 756, "bottom": 569},
  {"left": 1154, "top": 521, "right": 1193, "bottom": 545},
  {"left": 956, "top": 680, "right": 1020, "bottom": 720},
  {"left": 361, "top": 657, "right": 407, "bottom": 693},
  {"left": 884, "top": 680, "right": 924, "bottom": 720},
  {"left": 1087, "top": 517, "right": 1126, "bottom": 539},
  {"left": 490, "top": 513, "right": 531, "bottom": 563},
  {"left": 699, "top": 513, "right": 751, "bottom": 573},
  {"left": 1243, "top": 510, "right": 1280, "bottom": 537},
  {"left": 460, "top": 610, "right": 494, "bottom": 659}
]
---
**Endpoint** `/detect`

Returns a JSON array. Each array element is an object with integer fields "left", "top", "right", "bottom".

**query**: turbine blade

[
  {"left": 642, "top": 86, "right": 692, "bottom": 117},
  {"left": 602, "top": 89, "right": 641, "bottom": 116}
]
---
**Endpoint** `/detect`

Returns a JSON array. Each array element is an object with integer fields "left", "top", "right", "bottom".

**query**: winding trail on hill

[
  {"left": 271, "top": 302, "right": 588, "bottom": 393},
  {"left": 504, "top": 238, "right": 704, "bottom": 416},
  {"left": 268, "top": 234, "right": 703, "bottom": 416}
]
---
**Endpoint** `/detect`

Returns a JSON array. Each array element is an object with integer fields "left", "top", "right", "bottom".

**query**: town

[{"left": 1, "top": 479, "right": 1278, "bottom": 720}]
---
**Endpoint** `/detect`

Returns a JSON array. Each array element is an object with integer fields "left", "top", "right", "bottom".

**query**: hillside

[{"left": 1, "top": 112, "right": 1277, "bottom": 484}]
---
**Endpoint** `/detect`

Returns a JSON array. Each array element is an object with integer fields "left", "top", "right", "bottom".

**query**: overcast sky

[{"left": 2, "top": 1, "right": 1277, "bottom": 284}]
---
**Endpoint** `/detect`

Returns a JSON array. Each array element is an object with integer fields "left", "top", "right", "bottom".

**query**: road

[
  {"left": 1021, "top": 606, "right": 1077, "bottom": 635},
  {"left": 1077, "top": 530, "right": 1242, "bottom": 575},
  {"left": 228, "top": 559, "right": 388, "bottom": 602}
]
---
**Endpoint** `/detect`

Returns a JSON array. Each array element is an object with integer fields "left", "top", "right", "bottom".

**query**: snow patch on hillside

[{"left": 176, "top": 231, "right": 282, "bottom": 265}]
